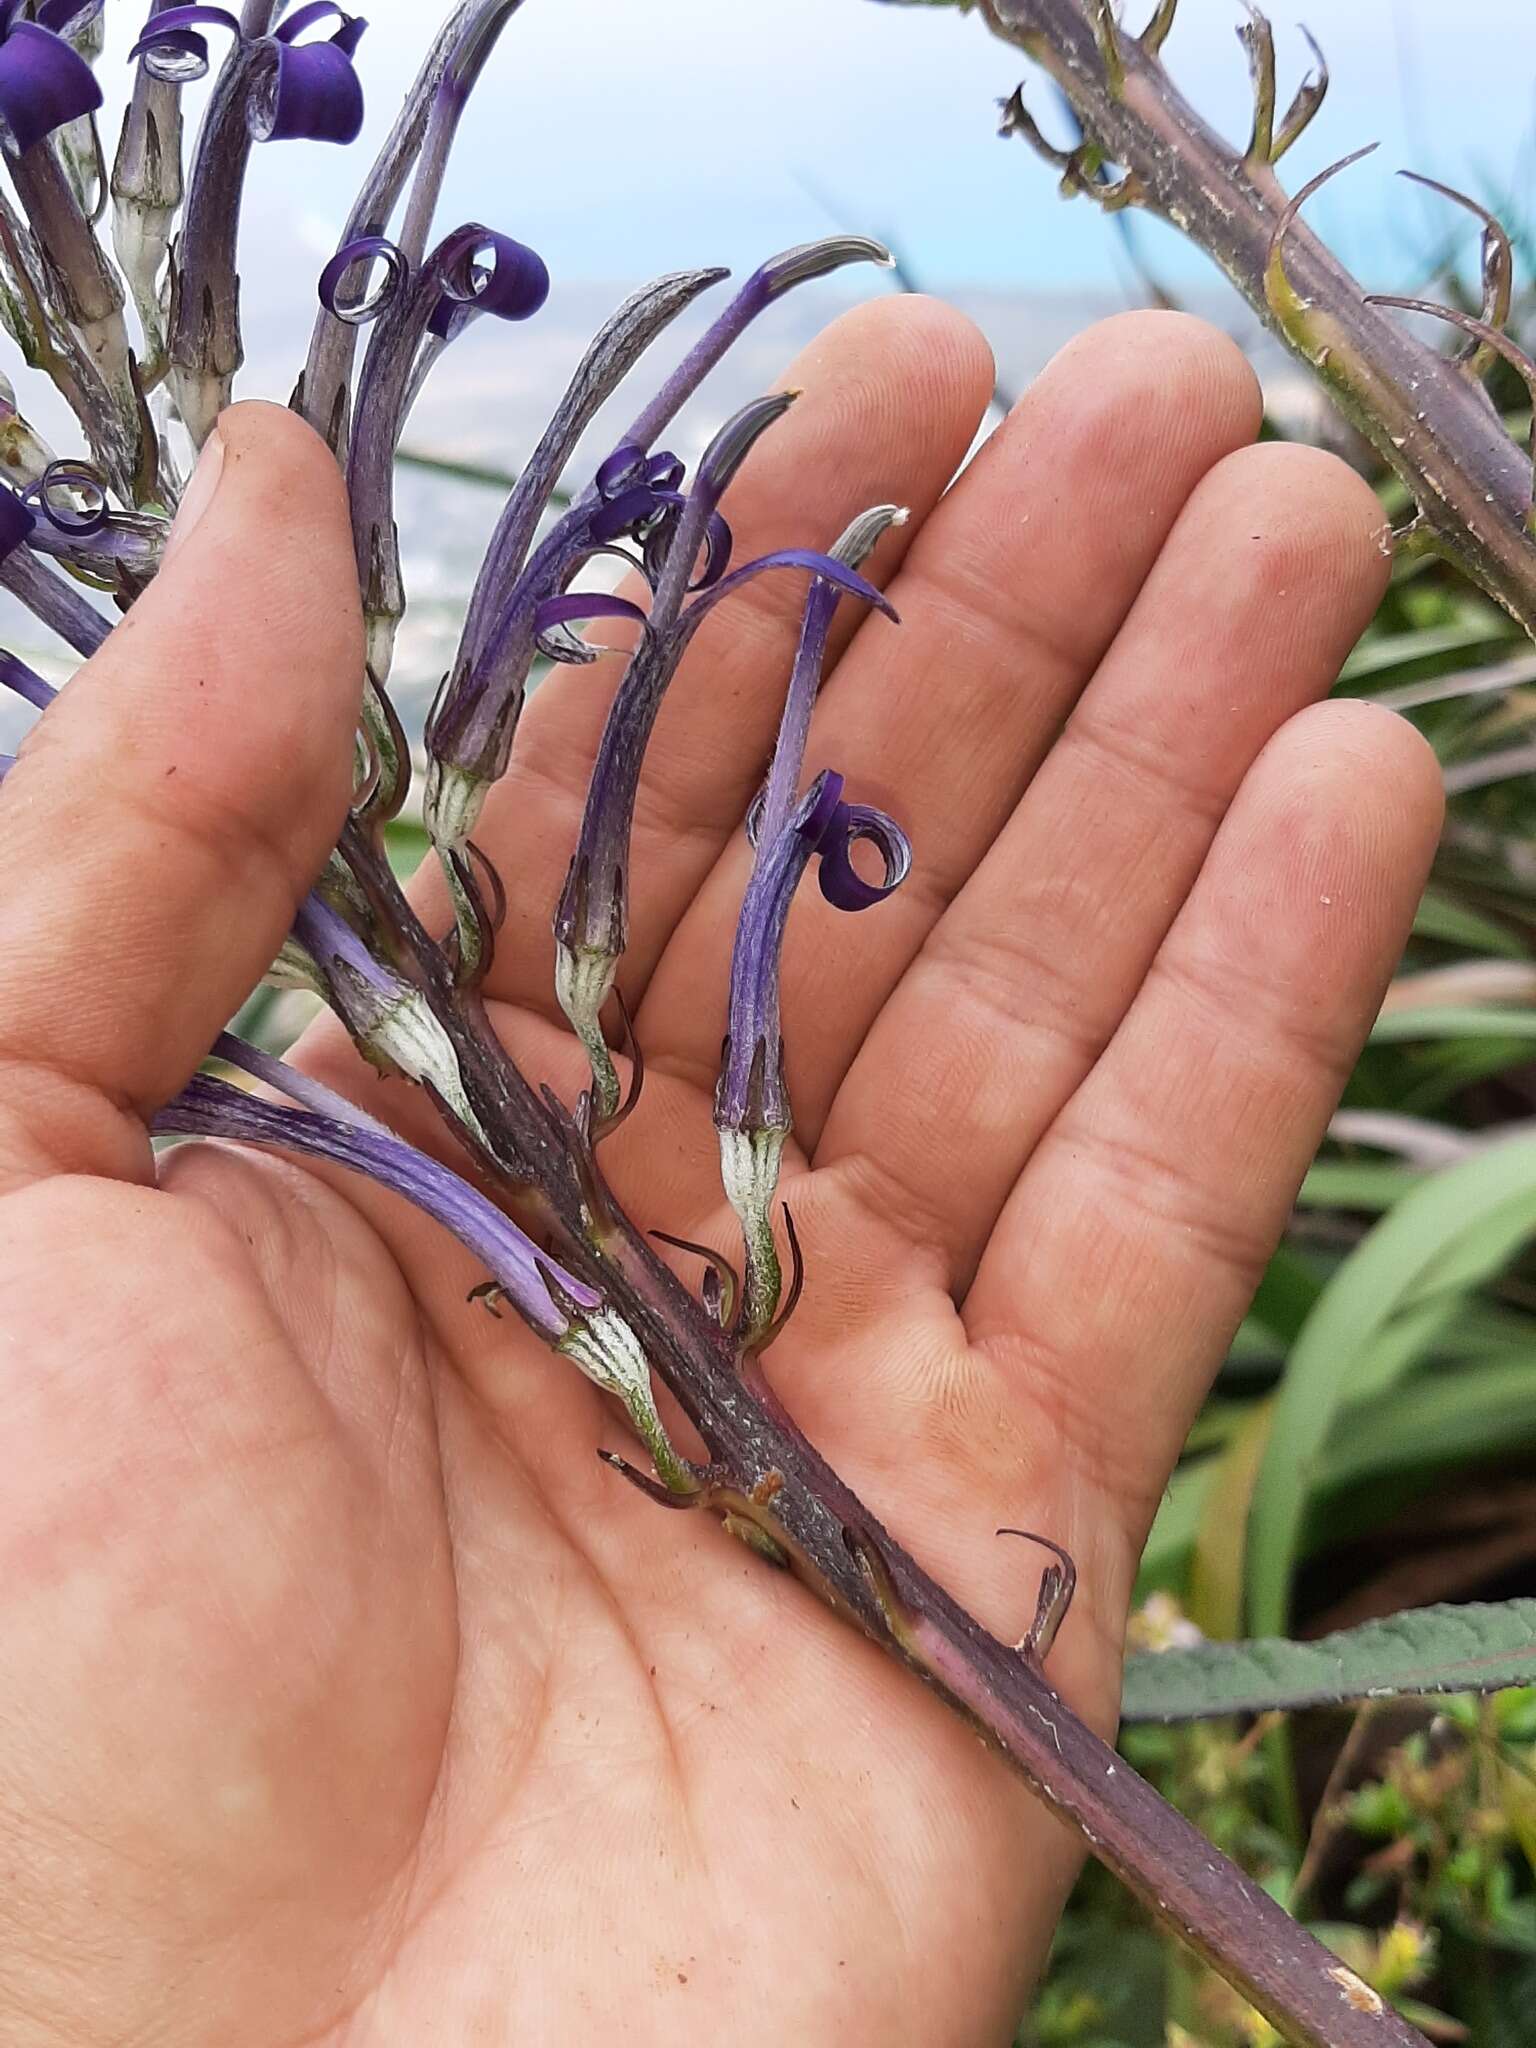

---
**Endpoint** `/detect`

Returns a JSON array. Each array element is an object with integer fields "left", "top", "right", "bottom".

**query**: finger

[
  {"left": 963, "top": 698, "right": 1443, "bottom": 1552},
  {"left": 639, "top": 312, "right": 1262, "bottom": 1128},
  {"left": 0, "top": 402, "right": 362, "bottom": 1179},
  {"left": 815, "top": 440, "right": 1391, "bottom": 1280},
  {"left": 431, "top": 293, "right": 996, "bottom": 1016}
]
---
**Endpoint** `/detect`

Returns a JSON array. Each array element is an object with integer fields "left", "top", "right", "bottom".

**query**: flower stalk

[{"left": 947, "top": 0, "right": 1536, "bottom": 637}]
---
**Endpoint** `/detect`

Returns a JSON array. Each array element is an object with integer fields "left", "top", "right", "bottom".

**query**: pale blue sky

[
  {"left": 93, "top": 2, "right": 1536, "bottom": 295},
  {"left": 206, "top": 0, "right": 1536, "bottom": 292}
]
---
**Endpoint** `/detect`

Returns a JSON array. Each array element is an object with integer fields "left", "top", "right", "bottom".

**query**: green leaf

[
  {"left": 1412, "top": 885, "right": 1527, "bottom": 958},
  {"left": 1370, "top": 1005, "right": 1536, "bottom": 1044},
  {"left": 1190, "top": 1402, "right": 1272, "bottom": 1641},
  {"left": 1140, "top": 1353, "right": 1536, "bottom": 1599},
  {"left": 1246, "top": 1133, "right": 1536, "bottom": 1637},
  {"left": 1137, "top": 1459, "right": 1214, "bottom": 1596},
  {"left": 382, "top": 817, "right": 429, "bottom": 882},
  {"left": 1298, "top": 1160, "right": 1427, "bottom": 1211},
  {"left": 1121, "top": 1599, "right": 1536, "bottom": 1722},
  {"left": 1245, "top": 1244, "right": 1323, "bottom": 1342},
  {"left": 1342, "top": 617, "right": 1513, "bottom": 683}
]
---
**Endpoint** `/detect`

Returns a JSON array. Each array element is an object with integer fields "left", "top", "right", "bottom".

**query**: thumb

[{"left": 0, "top": 400, "right": 362, "bottom": 1181}]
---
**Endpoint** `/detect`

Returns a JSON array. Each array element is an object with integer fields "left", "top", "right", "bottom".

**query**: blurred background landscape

[{"left": 69, "top": 2, "right": 1536, "bottom": 2041}]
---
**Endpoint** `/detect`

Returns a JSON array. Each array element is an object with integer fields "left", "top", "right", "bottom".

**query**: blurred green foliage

[{"left": 1027, "top": 257, "right": 1536, "bottom": 2043}]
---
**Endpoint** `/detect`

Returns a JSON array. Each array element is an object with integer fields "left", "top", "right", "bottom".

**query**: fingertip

[
  {"left": 1030, "top": 309, "right": 1264, "bottom": 481},
  {"left": 1203, "top": 439, "right": 1392, "bottom": 616},
  {"left": 1276, "top": 694, "right": 1445, "bottom": 853},
  {"left": 121, "top": 398, "right": 363, "bottom": 826},
  {"left": 781, "top": 290, "right": 996, "bottom": 468},
  {"left": 1225, "top": 697, "right": 1444, "bottom": 968}
]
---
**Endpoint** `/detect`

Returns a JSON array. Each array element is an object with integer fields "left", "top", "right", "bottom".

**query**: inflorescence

[{"left": 0, "top": 0, "right": 914, "bottom": 1478}]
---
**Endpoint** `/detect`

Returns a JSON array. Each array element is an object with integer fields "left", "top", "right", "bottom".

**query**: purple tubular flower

[
  {"left": 623, "top": 234, "right": 893, "bottom": 455},
  {"left": 289, "top": 886, "right": 494, "bottom": 1138},
  {"left": 0, "top": 12, "right": 102, "bottom": 155},
  {"left": 0, "top": 647, "right": 57, "bottom": 709},
  {"left": 291, "top": 886, "right": 413, "bottom": 1023},
  {"left": 12, "top": 458, "right": 167, "bottom": 583},
  {"left": 0, "top": 40, "right": 133, "bottom": 492},
  {"left": 111, "top": 1, "right": 186, "bottom": 366},
  {"left": 294, "top": 0, "right": 527, "bottom": 450},
  {"left": 755, "top": 503, "right": 907, "bottom": 848},
  {"left": 163, "top": 31, "right": 262, "bottom": 443},
  {"left": 549, "top": 394, "right": 801, "bottom": 1116},
  {"left": 717, "top": 770, "right": 840, "bottom": 1140},
  {"left": 552, "top": 392, "right": 795, "bottom": 945},
  {"left": 420, "top": 267, "right": 726, "bottom": 849},
  {"left": 423, "top": 240, "right": 890, "bottom": 863},
  {"left": 712, "top": 505, "right": 911, "bottom": 1333},
  {"left": 342, "top": 221, "right": 547, "bottom": 686},
  {"left": 157, "top": 0, "right": 368, "bottom": 444},
  {"left": 155, "top": 1070, "right": 597, "bottom": 1344},
  {"left": 132, "top": 0, "right": 366, "bottom": 142},
  {"left": 0, "top": 480, "right": 110, "bottom": 655},
  {"left": 551, "top": 399, "right": 899, "bottom": 1119},
  {"left": 209, "top": 1028, "right": 391, "bottom": 1134},
  {"left": 0, "top": 538, "right": 110, "bottom": 654}
]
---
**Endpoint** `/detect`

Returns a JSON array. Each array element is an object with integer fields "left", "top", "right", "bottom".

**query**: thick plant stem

[
  {"left": 972, "top": 0, "right": 1536, "bottom": 637},
  {"left": 581, "top": 1200, "right": 1427, "bottom": 2048},
  {"left": 379, "top": 1008, "right": 1424, "bottom": 2038},
  {"left": 316, "top": 823, "right": 1429, "bottom": 2047}
]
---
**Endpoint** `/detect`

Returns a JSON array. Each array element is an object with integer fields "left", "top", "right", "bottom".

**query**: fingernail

[{"left": 163, "top": 430, "right": 224, "bottom": 568}]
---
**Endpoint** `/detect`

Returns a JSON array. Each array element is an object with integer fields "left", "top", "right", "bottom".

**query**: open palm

[{"left": 0, "top": 301, "right": 1441, "bottom": 2048}]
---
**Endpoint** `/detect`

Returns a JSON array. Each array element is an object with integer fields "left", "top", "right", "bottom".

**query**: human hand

[{"left": 0, "top": 302, "right": 1441, "bottom": 2046}]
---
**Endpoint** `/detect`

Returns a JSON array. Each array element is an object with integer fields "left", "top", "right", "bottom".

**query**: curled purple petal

[
  {"left": 534, "top": 589, "right": 649, "bottom": 665},
  {"left": 250, "top": 27, "right": 365, "bottom": 145},
  {"left": 594, "top": 444, "right": 643, "bottom": 498},
  {"left": 27, "top": 458, "right": 108, "bottom": 537},
  {"left": 272, "top": 0, "right": 354, "bottom": 42},
  {"left": 533, "top": 590, "right": 649, "bottom": 637},
  {"left": 0, "top": 19, "right": 102, "bottom": 154},
  {"left": 36, "top": 0, "right": 105, "bottom": 35},
  {"left": 813, "top": 797, "right": 913, "bottom": 912},
  {"left": 135, "top": 23, "right": 210, "bottom": 82},
  {"left": 428, "top": 228, "right": 549, "bottom": 336},
  {"left": 128, "top": 2, "right": 236, "bottom": 69},
  {"left": 317, "top": 233, "right": 408, "bottom": 324},
  {"left": 677, "top": 547, "right": 898, "bottom": 648},
  {"left": 690, "top": 509, "right": 733, "bottom": 590},
  {"left": 589, "top": 482, "right": 667, "bottom": 545},
  {"left": 0, "top": 485, "right": 37, "bottom": 562}
]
